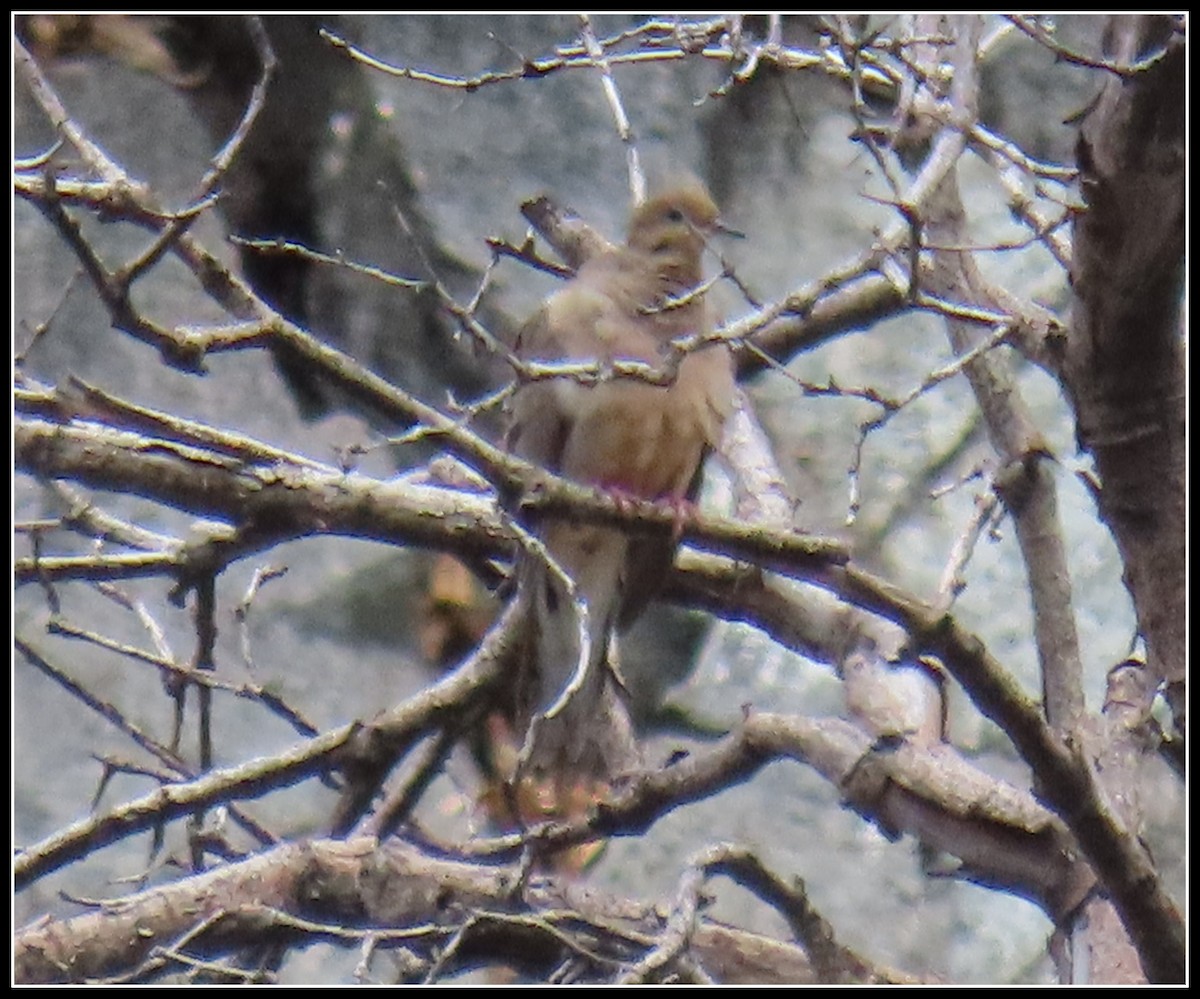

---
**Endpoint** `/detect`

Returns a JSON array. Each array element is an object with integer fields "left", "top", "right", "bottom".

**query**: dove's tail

[{"left": 515, "top": 521, "right": 641, "bottom": 782}]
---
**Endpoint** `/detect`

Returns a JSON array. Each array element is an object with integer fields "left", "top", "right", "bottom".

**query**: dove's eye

[{"left": 665, "top": 208, "right": 685, "bottom": 223}]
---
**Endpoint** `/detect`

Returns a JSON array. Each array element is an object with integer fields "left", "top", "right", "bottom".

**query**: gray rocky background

[{"left": 12, "top": 14, "right": 1182, "bottom": 984}]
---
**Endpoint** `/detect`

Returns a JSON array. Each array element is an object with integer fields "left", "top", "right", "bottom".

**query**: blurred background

[{"left": 12, "top": 15, "right": 1182, "bottom": 984}]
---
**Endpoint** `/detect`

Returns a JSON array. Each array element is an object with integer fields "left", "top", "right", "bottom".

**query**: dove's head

[{"left": 626, "top": 182, "right": 740, "bottom": 289}]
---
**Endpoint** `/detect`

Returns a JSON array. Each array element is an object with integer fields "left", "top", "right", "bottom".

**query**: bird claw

[
  {"left": 660, "top": 494, "right": 698, "bottom": 541},
  {"left": 597, "top": 483, "right": 642, "bottom": 516},
  {"left": 597, "top": 484, "right": 695, "bottom": 540}
]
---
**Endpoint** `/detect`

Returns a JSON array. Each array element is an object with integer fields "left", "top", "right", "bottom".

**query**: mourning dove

[{"left": 507, "top": 181, "right": 737, "bottom": 783}]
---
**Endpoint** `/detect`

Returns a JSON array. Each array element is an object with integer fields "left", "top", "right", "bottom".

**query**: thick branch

[
  {"left": 919, "top": 19, "right": 1085, "bottom": 734},
  {"left": 14, "top": 835, "right": 841, "bottom": 985},
  {"left": 1067, "top": 15, "right": 1186, "bottom": 702},
  {"left": 823, "top": 562, "right": 1184, "bottom": 983},
  {"left": 468, "top": 711, "right": 1085, "bottom": 920},
  {"left": 14, "top": 413, "right": 847, "bottom": 589}
]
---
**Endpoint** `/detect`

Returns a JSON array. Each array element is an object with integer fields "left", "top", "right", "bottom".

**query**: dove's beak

[{"left": 712, "top": 217, "right": 745, "bottom": 240}]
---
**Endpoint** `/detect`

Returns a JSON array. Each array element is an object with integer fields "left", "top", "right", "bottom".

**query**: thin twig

[
  {"left": 1006, "top": 14, "right": 1178, "bottom": 78},
  {"left": 233, "top": 564, "right": 289, "bottom": 675},
  {"left": 579, "top": 13, "right": 644, "bottom": 203}
]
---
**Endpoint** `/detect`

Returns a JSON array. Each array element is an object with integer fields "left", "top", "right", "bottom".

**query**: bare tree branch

[
  {"left": 14, "top": 835, "right": 843, "bottom": 985},
  {"left": 13, "top": 13, "right": 1184, "bottom": 985}
]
